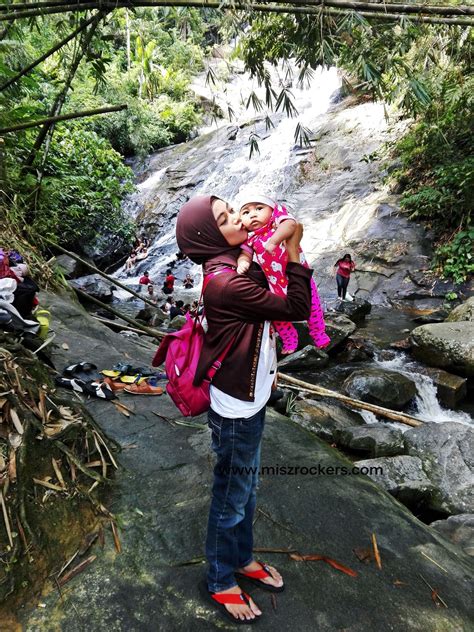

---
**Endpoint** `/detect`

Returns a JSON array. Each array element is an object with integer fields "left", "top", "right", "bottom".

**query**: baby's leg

[
  {"left": 273, "top": 321, "right": 298, "bottom": 354},
  {"left": 308, "top": 279, "right": 331, "bottom": 348}
]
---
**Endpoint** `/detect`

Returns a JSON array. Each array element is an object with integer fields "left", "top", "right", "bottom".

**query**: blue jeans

[{"left": 206, "top": 406, "right": 266, "bottom": 592}]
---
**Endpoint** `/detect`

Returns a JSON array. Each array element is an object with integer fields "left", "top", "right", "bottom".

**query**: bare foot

[
  {"left": 215, "top": 585, "right": 262, "bottom": 622},
  {"left": 237, "top": 561, "right": 284, "bottom": 589}
]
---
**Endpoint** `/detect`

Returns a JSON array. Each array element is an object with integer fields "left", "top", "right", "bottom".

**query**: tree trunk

[{"left": 125, "top": 8, "right": 131, "bottom": 71}]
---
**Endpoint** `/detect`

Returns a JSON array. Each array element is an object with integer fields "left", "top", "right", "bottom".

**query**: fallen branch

[
  {"left": 57, "top": 554, "right": 96, "bottom": 587},
  {"left": 0, "top": 490, "right": 13, "bottom": 548},
  {"left": 278, "top": 372, "right": 423, "bottom": 427}
]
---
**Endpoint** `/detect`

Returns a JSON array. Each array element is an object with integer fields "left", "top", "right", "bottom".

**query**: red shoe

[
  {"left": 199, "top": 582, "right": 261, "bottom": 625},
  {"left": 235, "top": 561, "right": 285, "bottom": 592},
  {"left": 123, "top": 381, "right": 163, "bottom": 396}
]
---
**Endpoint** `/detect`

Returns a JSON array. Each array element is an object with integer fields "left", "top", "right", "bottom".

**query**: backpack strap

[{"left": 201, "top": 267, "right": 235, "bottom": 382}]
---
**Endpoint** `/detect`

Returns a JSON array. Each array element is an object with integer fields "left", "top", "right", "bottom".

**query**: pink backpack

[{"left": 152, "top": 270, "right": 233, "bottom": 417}]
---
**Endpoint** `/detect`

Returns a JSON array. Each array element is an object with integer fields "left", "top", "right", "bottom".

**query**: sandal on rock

[
  {"left": 199, "top": 581, "right": 261, "bottom": 625},
  {"left": 55, "top": 376, "right": 88, "bottom": 393},
  {"left": 235, "top": 562, "right": 285, "bottom": 593},
  {"left": 82, "top": 381, "right": 117, "bottom": 400},
  {"left": 63, "top": 362, "right": 100, "bottom": 381}
]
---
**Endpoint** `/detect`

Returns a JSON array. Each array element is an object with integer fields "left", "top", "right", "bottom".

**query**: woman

[
  {"left": 334, "top": 253, "right": 355, "bottom": 301},
  {"left": 176, "top": 196, "right": 312, "bottom": 624}
]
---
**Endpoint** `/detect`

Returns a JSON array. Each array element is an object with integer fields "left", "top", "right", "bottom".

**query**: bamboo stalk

[
  {"left": 278, "top": 372, "right": 423, "bottom": 427},
  {"left": 74, "top": 287, "right": 165, "bottom": 341},
  {"left": 47, "top": 239, "right": 164, "bottom": 311},
  {"left": 0, "top": 104, "right": 127, "bottom": 133},
  {"left": 4, "top": 0, "right": 473, "bottom": 16},
  {"left": 1, "top": 1, "right": 473, "bottom": 26},
  {"left": 0, "top": 490, "right": 13, "bottom": 548},
  {"left": 92, "top": 315, "right": 154, "bottom": 336},
  {"left": 0, "top": 13, "right": 98, "bottom": 92}
]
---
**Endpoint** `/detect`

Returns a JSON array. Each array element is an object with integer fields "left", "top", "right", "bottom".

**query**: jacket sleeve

[{"left": 221, "top": 262, "right": 312, "bottom": 323}]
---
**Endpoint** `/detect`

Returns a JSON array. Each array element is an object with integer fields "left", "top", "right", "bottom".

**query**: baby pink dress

[{"left": 245, "top": 204, "right": 330, "bottom": 352}]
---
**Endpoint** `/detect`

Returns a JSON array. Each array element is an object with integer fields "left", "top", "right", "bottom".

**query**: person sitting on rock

[
  {"left": 125, "top": 250, "right": 137, "bottom": 271},
  {"left": 169, "top": 299, "right": 185, "bottom": 320}
]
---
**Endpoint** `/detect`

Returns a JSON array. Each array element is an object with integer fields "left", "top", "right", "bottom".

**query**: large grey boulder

[
  {"left": 278, "top": 345, "right": 329, "bottom": 371},
  {"left": 446, "top": 297, "right": 474, "bottom": 323},
  {"left": 356, "top": 455, "right": 435, "bottom": 505},
  {"left": 324, "top": 313, "right": 357, "bottom": 351},
  {"left": 431, "top": 514, "right": 474, "bottom": 557},
  {"left": 410, "top": 322, "right": 474, "bottom": 377},
  {"left": 343, "top": 368, "right": 417, "bottom": 410},
  {"left": 55, "top": 254, "right": 88, "bottom": 279},
  {"left": 335, "top": 298, "right": 372, "bottom": 323},
  {"left": 334, "top": 424, "right": 405, "bottom": 457},
  {"left": 291, "top": 398, "right": 364, "bottom": 442},
  {"left": 69, "top": 273, "right": 114, "bottom": 303},
  {"left": 404, "top": 422, "right": 474, "bottom": 514},
  {"left": 417, "top": 366, "right": 467, "bottom": 408}
]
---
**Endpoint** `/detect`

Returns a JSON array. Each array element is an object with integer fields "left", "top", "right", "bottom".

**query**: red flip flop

[
  {"left": 235, "top": 561, "right": 285, "bottom": 592},
  {"left": 200, "top": 581, "right": 261, "bottom": 624}
]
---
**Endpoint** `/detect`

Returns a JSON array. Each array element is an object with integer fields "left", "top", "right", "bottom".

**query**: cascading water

[
  {"left": 372, "top": 352, "right": 472, "bottom": 427},
  {"left": 116, "top": 65, "right": 342, "bottom": 287}
]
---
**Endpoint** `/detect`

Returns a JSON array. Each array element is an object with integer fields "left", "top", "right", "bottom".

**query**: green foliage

[
  {"left": 434, "top": 229, "right": 474, "bottom": 285},
  {"left": 34, "top": 126, "right": 135, "bottom": 247}
]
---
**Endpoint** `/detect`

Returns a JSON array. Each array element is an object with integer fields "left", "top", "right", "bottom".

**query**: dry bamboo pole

[
  {"left": 92, "top": 315, "right": 159, "bottom": 336},
  {"left": 0, "top": 105, "right": 127, "bottom": 134},
  {"left": 278, "top": 372, "right": 423, "bottom": 427},
  {"left": 1, "top": 1, "right": 473, "bottom": 26},
  {"left": 73, "top": 287, "right": 165, "bottom": 341},
  {"left": 0, "top": 13, "right": 98, "bottom": 92},
  {"left": 2, "top": 0, "right": 473, "bottom": 17},
  {"left": 47, "top": 239, "right": 166, "bottom": 310}
]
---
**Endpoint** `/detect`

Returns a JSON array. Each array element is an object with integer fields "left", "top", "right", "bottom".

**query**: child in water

[{"left": 237, "top": 191, "right": 330, "bottom": 354}]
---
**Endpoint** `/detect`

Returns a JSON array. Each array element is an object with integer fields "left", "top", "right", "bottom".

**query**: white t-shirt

[{"left": 210, "top": 321, "right": 276, "bottom": 419}]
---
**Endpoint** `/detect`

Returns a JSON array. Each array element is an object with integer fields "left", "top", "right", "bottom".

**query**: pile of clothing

[{"left": 0, "top": 248, "right": 44, "bottom": 336}]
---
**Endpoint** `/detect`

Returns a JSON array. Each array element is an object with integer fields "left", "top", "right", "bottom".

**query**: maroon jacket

[{"left": 195, "top": 262, "right": 312, "bottom": 401}]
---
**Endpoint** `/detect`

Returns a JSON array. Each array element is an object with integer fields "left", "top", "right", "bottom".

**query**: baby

[{"left": 236, "top": 191, "right": 330, "bottom": 354}]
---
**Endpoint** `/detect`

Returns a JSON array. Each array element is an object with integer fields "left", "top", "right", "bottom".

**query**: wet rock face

[
  {"left": 55, "top": 254, "right": 88, "bottom": 279},
  {"left": 291, "top": 398, "right": 364, "bottom": 442},
  {"left": 69, "top": 274, "right": 115, "bottom": 303},
  {"left": 431, "top": 514, "right": 474, "bottom": 557},
  {"left": 446, "top": 297, "right": 474, "bottom": 323},
  {"left": 343, "top": 368, "right": 417, "bottom": 410},
  {"left": 404, "top": 422, "right": 474, "bottom": 515},
  {"left": 278, "top": 345, "right": 329, "bottom": 371},
  {"left": 335, "top": 298, "right": 371, "bottom": 323},
  {"left": 324, "top": 314, "right": 357, "bottom": 351},
  {"left": 334, "top": 425, "right": 405, "bottom": 458},
  {"left": 355, "top": 455, "right": 435, "bottom": 506},
  {"left": 416, "top": 367, "right": 467, "bottom": 408},
  {"left": 410, "top": 322, "right": 474, "bottom": 377}
]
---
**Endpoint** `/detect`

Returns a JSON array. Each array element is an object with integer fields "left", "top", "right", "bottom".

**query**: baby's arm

[
  {"left": 265, "top": 218, "right": 297, "bottom": 254},
  {"left": 237, "top": 249, "right": 253, "bottom": 274}
]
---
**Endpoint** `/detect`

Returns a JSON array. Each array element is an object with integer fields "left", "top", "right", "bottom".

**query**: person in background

[
  {"left": 169, "top": 299, "right": 185, "bottom": 320},
  {"left": 139, "top": 271, "right": 152, "bottom": 285},
  {"left": 162, "top": 297, "right": 174, "bottom": 314},
  {"left": 146, "top": 284, "right": 158, "bottom": 304},
  {"left": 183, "top": 273, "right": 194, "bottom": 289},
  {"left": 163, "top": 268, "right": 175, "bottom": 295},
  {"left": 334, "top": 253, "right": 355, "bottom": 301}
]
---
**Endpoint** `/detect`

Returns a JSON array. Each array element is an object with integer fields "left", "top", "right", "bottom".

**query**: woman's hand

[{"left": 285, "top": 222, "right": 303, "bottom": 263}]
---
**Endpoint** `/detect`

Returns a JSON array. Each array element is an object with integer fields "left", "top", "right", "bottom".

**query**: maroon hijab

[{"left": 175, "top": 195, "right": 241, "bottom": 272}]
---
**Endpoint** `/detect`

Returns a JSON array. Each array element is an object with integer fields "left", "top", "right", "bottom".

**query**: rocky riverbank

[{"left": 13, "top": 291, "right": 474, "bottom": 631}]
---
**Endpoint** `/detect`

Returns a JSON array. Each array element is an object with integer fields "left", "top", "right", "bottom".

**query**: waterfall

[{"left": 374, "top": 353, "right": 472, "bottom": 427}]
